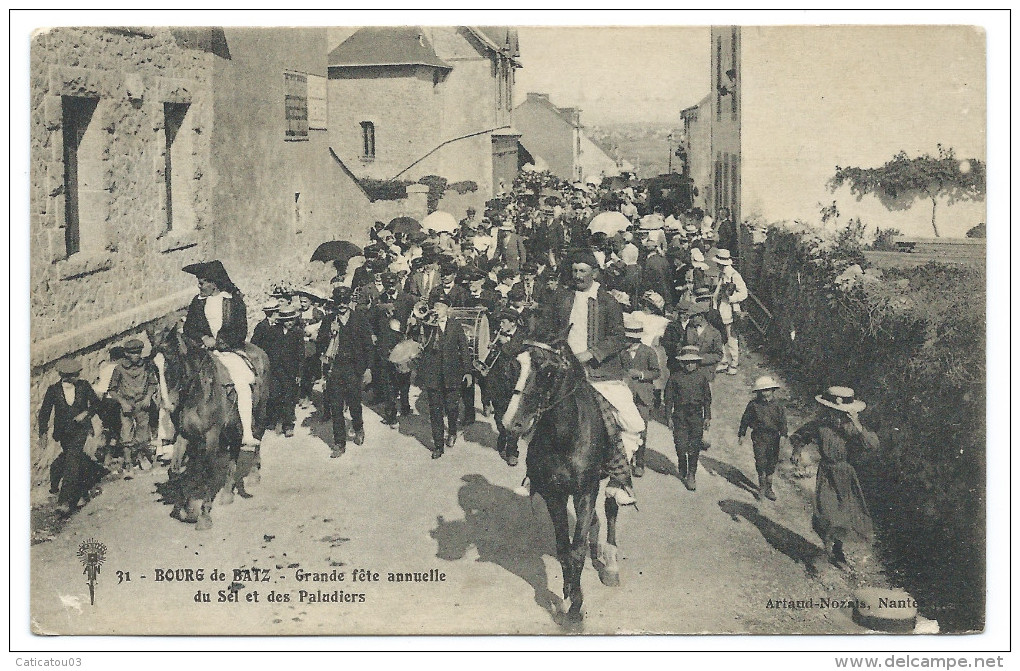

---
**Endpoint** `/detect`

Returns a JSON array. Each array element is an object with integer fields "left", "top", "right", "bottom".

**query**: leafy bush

[
  {"left": 359, "top": 179, "right": 412, "bottom": 202},
  {"left": 870, "top": 227, "right": 902, "bottom": 251},
  {"left": 417, "top": 175, "right": 448, "bottom": 213},
  {"left": 448, "top": 180, "right": 478, "bottom": 195},
  {"left": 966, "top": 222, "right": 986, "bottom": 238},
  {"left": 747, "top": 219, "right": 985, "bottom": 632}
]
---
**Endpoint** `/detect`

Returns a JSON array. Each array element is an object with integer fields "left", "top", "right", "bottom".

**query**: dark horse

[
  {"left": 501, "top": 336, "right": 621, "bottom": 622},
  {"left": 153, "top": 324, "right": 269, "bottom": 530}
]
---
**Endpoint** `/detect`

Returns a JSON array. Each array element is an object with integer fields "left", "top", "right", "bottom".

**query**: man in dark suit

[
  {"left": 661, "top": 300, "right": 723, "bottom": 381},
  {"left": 317, "top": 286, "right": 374, "bottom": 457},
  {"left": 370, "top": 272, "right": 415, "bottom": 425},
  {"left": 639, "top": 236, "right": 674, "bottom": 309},
  {"left": 496, "top": 221, "right": 527, "bottom": 274},
  {"left": 412, "top": 294, "right": 472, "bottom": 459},
  {"left": 428, "top": 260, "right": 471, "bottom": 308},
  {"left": 543, "top": 250, "right": 643, "bottom": 505},
  {"left": 252, "top": 305, "right": 304, "bottom": 437},
  {"left": 405, "top": 245, "right": 441, "bottom": 300},
  {"left": 38, "top": 358, "right": 106, "bottom": 515}
]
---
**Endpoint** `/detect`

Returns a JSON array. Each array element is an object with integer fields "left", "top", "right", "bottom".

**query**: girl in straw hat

[
  {"left": 790, "top": 386, "right": 879, "bottom": 566},
  {"left": 738, "top": 376, "right": 789, "bottom": 501}
]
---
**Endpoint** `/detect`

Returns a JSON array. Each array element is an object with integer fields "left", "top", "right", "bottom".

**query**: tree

[{"left": 829, "top": 145, "right": 985, "bottom": 237}]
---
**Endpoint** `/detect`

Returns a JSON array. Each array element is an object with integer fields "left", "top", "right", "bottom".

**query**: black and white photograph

[{"left": 12, "top": 8, "right": 1009, "bottom": 660}]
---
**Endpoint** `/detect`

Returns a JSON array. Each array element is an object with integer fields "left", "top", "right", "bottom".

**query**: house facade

[
  {"left": 327, "top": 26, "right": 520, "bottom": 210},
  {"left": 686, "top": 26, "right": 985, "bottom": 239},
  {"left": 29, "top": 26, "right": 374, "bottom": 478},
  {"left": 514, "top": 91, "right": 624, "bottom": 183}
]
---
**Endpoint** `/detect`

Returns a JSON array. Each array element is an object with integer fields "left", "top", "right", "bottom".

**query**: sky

[{"left": 514, "top": 26, "right": 710, "bottom": 126}]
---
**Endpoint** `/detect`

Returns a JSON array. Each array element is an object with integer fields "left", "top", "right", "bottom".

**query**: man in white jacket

[{"left": 712, "top": 249, "right": 748, "bottom": 375}]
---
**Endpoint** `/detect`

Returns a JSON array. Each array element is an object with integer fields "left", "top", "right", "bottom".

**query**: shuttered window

[{"left": 284, "top": 71, "right": 309, "bottom": 140}]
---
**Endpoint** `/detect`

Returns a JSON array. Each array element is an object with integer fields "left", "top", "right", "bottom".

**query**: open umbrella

[
  {"left": 310, "top": 240, "right": 363, "bottom": 264},
  {"left": 639, "top": 214, "right": 665, "bottom": 230},
  {"left": 588, "top": 211, "right": 631, "bottom": 236},
  {"left": 388, "top": 216, "right": 422, "bottom": 237},
  {"left": 422, "top": 211, "right": 458, "bottom": 233}
]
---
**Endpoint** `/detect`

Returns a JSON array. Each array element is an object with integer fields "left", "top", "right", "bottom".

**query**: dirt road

[{"left": 31, "top": 350, "right": 878, "bottom": 635}]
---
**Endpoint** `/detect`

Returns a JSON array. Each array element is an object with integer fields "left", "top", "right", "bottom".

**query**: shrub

[
  {"left": 417, "top": 175, "right": 448, "bottom": 213},
  {"left": 746, "top": 220, "right": 985, "bottom": 632},
  {"left": 870, "top": 226, "right": 902, "bottom": 251},
  {"left": 966, "top": 222, "right": 986, "bottom": 238},
  {"left": 359, "top": 179, "right": 412, "bottom": 202},
  {"left": 448, "top": 180, "right": 478, "bottom": 195}
]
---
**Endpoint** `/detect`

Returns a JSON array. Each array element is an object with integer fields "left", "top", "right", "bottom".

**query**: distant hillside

[{"left": 587, "top": 122, "right": 680, "bottom": 179}]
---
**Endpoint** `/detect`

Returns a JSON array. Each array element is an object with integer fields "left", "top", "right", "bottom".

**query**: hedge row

[{"left": 745, "top": 220, "right": 986, "bottom": 632}]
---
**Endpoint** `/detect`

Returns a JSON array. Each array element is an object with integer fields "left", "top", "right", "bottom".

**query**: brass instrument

[{"left": 472, "top": 325, "right": 514, "bottom": 377}]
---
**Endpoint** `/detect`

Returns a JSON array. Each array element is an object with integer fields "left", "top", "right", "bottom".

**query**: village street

[{"left": 30, "top": 348, "right": 882, "bottom": 637}]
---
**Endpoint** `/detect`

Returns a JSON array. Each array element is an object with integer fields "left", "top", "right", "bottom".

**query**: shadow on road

[
  {"left": 718, "top": 499, "right": 825, "bottom": 576},
  {"left": 643, "top": 447, "right": 679, "bottom": 478},
  {"left": 430, "top": 473, "right": 562, "bottom": 621},
  {"left": 300, "top": 401, "right": 335, "bottom": 451},
  {"left": 700, "top": 454, "right": 759, "bottom": 497}
]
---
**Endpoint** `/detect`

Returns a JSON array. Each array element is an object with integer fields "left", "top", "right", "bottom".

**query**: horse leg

[
  {"left": 543, "top": 492, "right": 574, "bottom": 615},
  {"left": 598, "top": 496, "right": 621, "bottom": 587},
  {"left": 588, "top": 501, "right": 601, "bottom": 565},
  {"left": 170, "top": 434, "right": 187, "bottom": 475},
  {"left": 565, "top": 488, "right": 598, "bottom": 622},
  {"left": 246, "top": 445, "right": 261, "bottom": 487},
  {"left": 195, "top": 428, "right": 222, "bottom": 531}
]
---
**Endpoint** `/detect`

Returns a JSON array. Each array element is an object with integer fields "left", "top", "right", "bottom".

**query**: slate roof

[{"left": 328, "top": 27, "right": 451, "bottom": 69}]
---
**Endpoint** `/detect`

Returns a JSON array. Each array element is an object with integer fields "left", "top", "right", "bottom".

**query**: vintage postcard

[{"left": 21, "top": 15, "right": 998, "bottom": 644}]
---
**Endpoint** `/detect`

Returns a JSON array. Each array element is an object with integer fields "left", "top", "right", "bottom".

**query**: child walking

[
  {"left": 664, "top": 345, "right": 712, "bottom": 491},
  {"left": 738, "top": 376, "right": 788, "bottom": 501}
]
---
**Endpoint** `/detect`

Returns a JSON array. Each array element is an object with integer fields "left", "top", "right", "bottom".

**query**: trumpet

[{"left": 472, "top": 326, "right": 514, "bottom": 377}]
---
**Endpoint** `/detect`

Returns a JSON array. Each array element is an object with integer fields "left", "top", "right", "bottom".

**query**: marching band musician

[
  {"left": 479, "top": 309, "right": 528, "bottom": 467},
  {"left": 371, "top": 272, "right": 416, "bottom": 425},
  {"left": 409, "top": 294, "right": 472, "bottom": 459},
  {"left": 296, "top": 288, "right": 327, "bottom": 408},
  {"left": 317, "top": 286, "right": 374, "bottom": 458}
]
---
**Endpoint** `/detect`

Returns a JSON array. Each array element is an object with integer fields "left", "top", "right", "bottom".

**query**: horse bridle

[{"left": 519, "top": 340, "right": 583, "bottom": 416}]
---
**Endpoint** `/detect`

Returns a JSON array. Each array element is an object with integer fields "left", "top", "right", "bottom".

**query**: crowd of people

[{"left": 38, "top": 173, "right": 878, "bottom": 566}]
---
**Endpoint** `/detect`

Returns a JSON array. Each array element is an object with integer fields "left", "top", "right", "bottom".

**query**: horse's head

[
  {"left": 501, "top": 338, "right": 577, "bottom": 437},
  {"left": 152, "top": 320, "right": 191, "bottom": 410}
]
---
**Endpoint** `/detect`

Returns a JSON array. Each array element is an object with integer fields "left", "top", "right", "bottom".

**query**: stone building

[
  {"left": 326, "top": 26, "right": 521, "bottom": 211},
  {"left": 513, "top": 92, "right": 622, "bottom": 184},
  {"left": 684, "top": 25, "right": 985, "bottom": 239},
  {"left": 29, "top": 26, "right": 375, "bottom": 479},
  {"left": 679, "top": 93, "right": 712, "bottom": 212}
]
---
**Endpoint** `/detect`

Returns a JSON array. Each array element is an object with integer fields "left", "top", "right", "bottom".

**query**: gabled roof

[
  {"left": 467, "top": 27, "right": 521, "bottom": 62},
  {"left": 329, "top": 27, "right": 451, "bottom": 70}
]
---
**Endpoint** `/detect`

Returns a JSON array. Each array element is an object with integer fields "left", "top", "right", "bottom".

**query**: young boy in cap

[
  {"left": 107, "top": 339, "right": 159, "bottom": 469},
  {"left": 664, "top": 345, "right": 712, "bottom": 491},
  {"left": 620, "top": 314, "right": 660, "bottom": 477},
  {"left": 38, "top": 358, "right": 106, "bottom": 514},
  {"left": 738, "top": 376, "right": 789, "bottom": 500}
]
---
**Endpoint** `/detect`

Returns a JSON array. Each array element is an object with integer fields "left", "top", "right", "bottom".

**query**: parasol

[
  {"left": 639, "top": 214, "right": 665, "bottom": 230},
  {"left": 587, "top": 211, "right": 631, "bottom": 236},
  {"left": 310, "top": 240, "right": 363, "bottom": 264},
  {"left": 388, "top": 216, "right": 422, "bottom": 236},
  {"left": 422, "top": 211, "right": 458, "bottom": 233}
]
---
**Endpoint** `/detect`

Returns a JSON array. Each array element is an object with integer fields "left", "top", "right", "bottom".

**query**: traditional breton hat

[
  {"left": 693, "top": 287, "right": 714, "bottom": 303},
  {"left": 816, "top": 386, "right": 867, "bottom": 413},
  {"left": 714, "top": 249, "right": 734, "bottom": 266},
  {"left": 678, "top": 345, "right": 702, "bottom": 362},
  {"left": 676, "top": 299, "right": 697, "bottom": 315},
  {"left": 262, "top": 298, "right": 281, "bottom": 312},
  {"left": 55, "top": 358, "right": 83, "bottom": 375},
  {"left": 624, "top": 312, "right": 644, "bottom": 339},
  {"left": 753, "top": 376, "right": 781, "bottom": 392},
  {"left": 123, "top": 338, "right": 145, "bottom": 353},
  {"left": 569, "top": 248, "right": 599, "bottom": 269},
  {"left": 497, "top": 309, "right": 523, "bottom": 325},
  {"left": 332, "top": 286, "right": 355, "bottom": 304},
  {"left": 182, "top": 260, "right": 238, "bottom": 292},
  {"left": 276, "top": 305, "right": 298, "bottom": 320}
]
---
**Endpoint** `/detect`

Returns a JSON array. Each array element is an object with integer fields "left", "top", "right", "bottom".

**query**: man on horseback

[
  {"left": 543, "top": 249, "right": 644, "bottom": 506},
  {"left": 181, "top": 261, "right": 259, "bottom": 447}
]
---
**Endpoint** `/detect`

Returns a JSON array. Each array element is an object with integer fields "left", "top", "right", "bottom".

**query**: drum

[
  {"left": 388, "top": 339, "right": 423, "bottom": 374},
  {"left": 447, "top": 307, "right": 491, "bottom": 364}
]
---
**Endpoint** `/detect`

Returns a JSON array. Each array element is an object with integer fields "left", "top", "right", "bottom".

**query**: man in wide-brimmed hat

[
  {"left": 541, "top": 248, "right": 643, "bottom": 505},
  {"left": 790, "top": 386, "right": 879, "bottom": 566},
  {"left": 182, "top": 260, "right": 260, "bottom": 447},
  {"left": 253, "top": 304, "right": 303, "bottom": 438},
  {"left": 664, "top": 345, "right": 712, "bottom": 491}
]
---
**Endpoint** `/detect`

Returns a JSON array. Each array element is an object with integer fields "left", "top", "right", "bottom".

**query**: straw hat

[
  {"left": 624, "top": 312, "right": 644, "bottom": 339},
  {"left": 815, "top": 386, "right": 866, "bottom": 413},
  {"left": 753, "top": 376, "right": 781, "bottom": 392},
  {"left": 677, "top": 345, "right": 702, "bottom": 362},
  {"left": 714, "top": 249, "right": 734, "bottom": 266},
  {"left": 55, "top": 358, "right": 83, "bottom": 375}
]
